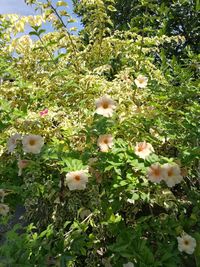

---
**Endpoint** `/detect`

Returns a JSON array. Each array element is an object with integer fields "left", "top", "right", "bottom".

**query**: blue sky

[{"left": 0, "top": 0, "right": 83, "bottom": 33}]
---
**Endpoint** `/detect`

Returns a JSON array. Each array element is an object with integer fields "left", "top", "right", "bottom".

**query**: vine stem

[
  {"left": 50, "top": 4, "right": 77, "bottom": 56},
  {"left": 49, "top": 3, "right": 80, "bottom": 73},
  {"left": 38, "top": 35, "right": 54, "bottom": 61}
]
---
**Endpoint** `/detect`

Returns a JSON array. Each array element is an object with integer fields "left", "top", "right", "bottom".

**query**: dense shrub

[{"left": 0, "top": 1, "right": 199, "bottom": 266}]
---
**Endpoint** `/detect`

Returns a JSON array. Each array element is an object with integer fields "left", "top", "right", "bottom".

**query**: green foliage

[{"left": 74, "top": 0, "right": 200, "bottom": 55}]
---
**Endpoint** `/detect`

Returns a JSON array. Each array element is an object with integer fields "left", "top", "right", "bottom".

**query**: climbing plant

[{"left": 0, "top": 1, "right": 199, "bottom": 266}]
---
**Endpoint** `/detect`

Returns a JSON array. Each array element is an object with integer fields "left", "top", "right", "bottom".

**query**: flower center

[
  {"left": 168, "top": 169, "right": 173, "bottom": 177},
  {"left": 74, "top": 175, "right": 81, "bottom": 181},
  {"left": 29, "top": 139, "right": 36, "bottom": 146},
  {"left": 103, "top": 139, "right": 109, "bottom": 144},
  {"left": 138, "top": 143, "right": 146, "bottom": 152},
  {"left": 184, "top": 240, "right": 189, "bottom": 245},
  {"left": 139, "top": 78, "right": 144, "bottom": 84},
  {"left": 153, "top": 168, "right": 160, "bottom": 176},
  {"left": 102, "top": 102, "right": 109, "bottom": 109}
]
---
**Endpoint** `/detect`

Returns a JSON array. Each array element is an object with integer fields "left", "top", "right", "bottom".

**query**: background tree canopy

[{"left": 73, "top": 0, "right": 200, "bottom": 54}]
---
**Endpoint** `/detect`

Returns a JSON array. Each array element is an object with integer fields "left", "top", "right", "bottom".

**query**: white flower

[
  {"left": 95, "top": 95, "right": 116, "bottom": 117},
  {"left": 123, "top": 262, "right": 134, "bottom": 267},
  {"left": 17, "top": 159, "right": 29, "bottom": 176},
  {"left": 147, "top": 163, "right": 163, "bottom": 183},
  {"left": 162, "top": 163, "right": 183, "bottom": 187},
  {"left": 177, "top": 233, "right": 196, "bottom": 254},
  {"left": 22, "top": 135, "right": 44, "bottom": 154},
  {"left": 97, "top": 134, "right": 113, "bottom": 152},
  {"left": 7, "top": 133, "right": 21, "bottom": 153},
  {"left": 134, "top": 75, "right": 148, "bottom": 88},
  {"left": 134, "top": 141, "right": 154, "bottom": 159},
  {"left": 65, "top": 170, "right": 88, "bottom": 191},
  {"left": 0, "top": 203, "right": 9, "bottom": 216}
]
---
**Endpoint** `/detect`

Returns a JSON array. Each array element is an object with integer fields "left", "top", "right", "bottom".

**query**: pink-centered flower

[
  {"left": 147, "top": 163, "right": 163, "bottom": 183},
  {"left": 162, "top": 163, "right": 183, "bottom": 187},
  {"left": 134, "top": 141, "right": 154, "bottom": 159},
  {"left": 39, "top": 108, "right": 48, "bottom": 116},
  {"left": 65, "top": 170, "right": 88, "bottom": 191},
  {"left": 95, "top": 95, "right": 116, "bottom": 117},
  {"left": 97, "top": 134, "right": 113, "bottom": 152}
]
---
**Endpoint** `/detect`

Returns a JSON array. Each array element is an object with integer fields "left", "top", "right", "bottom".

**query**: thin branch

[
  {"left": 50, "top": 4, "right": 77, "bottom": 56},
  {"left": 38, "top": 35, "right": 54, "bottom": 61}
]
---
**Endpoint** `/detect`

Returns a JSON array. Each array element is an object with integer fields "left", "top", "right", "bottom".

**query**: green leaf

[
  {"left": 56, "top": 1, "right": 68, "bottom": 7},
  {"left": 107, "top": 5, "right": 117, "bottom": 12}
]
